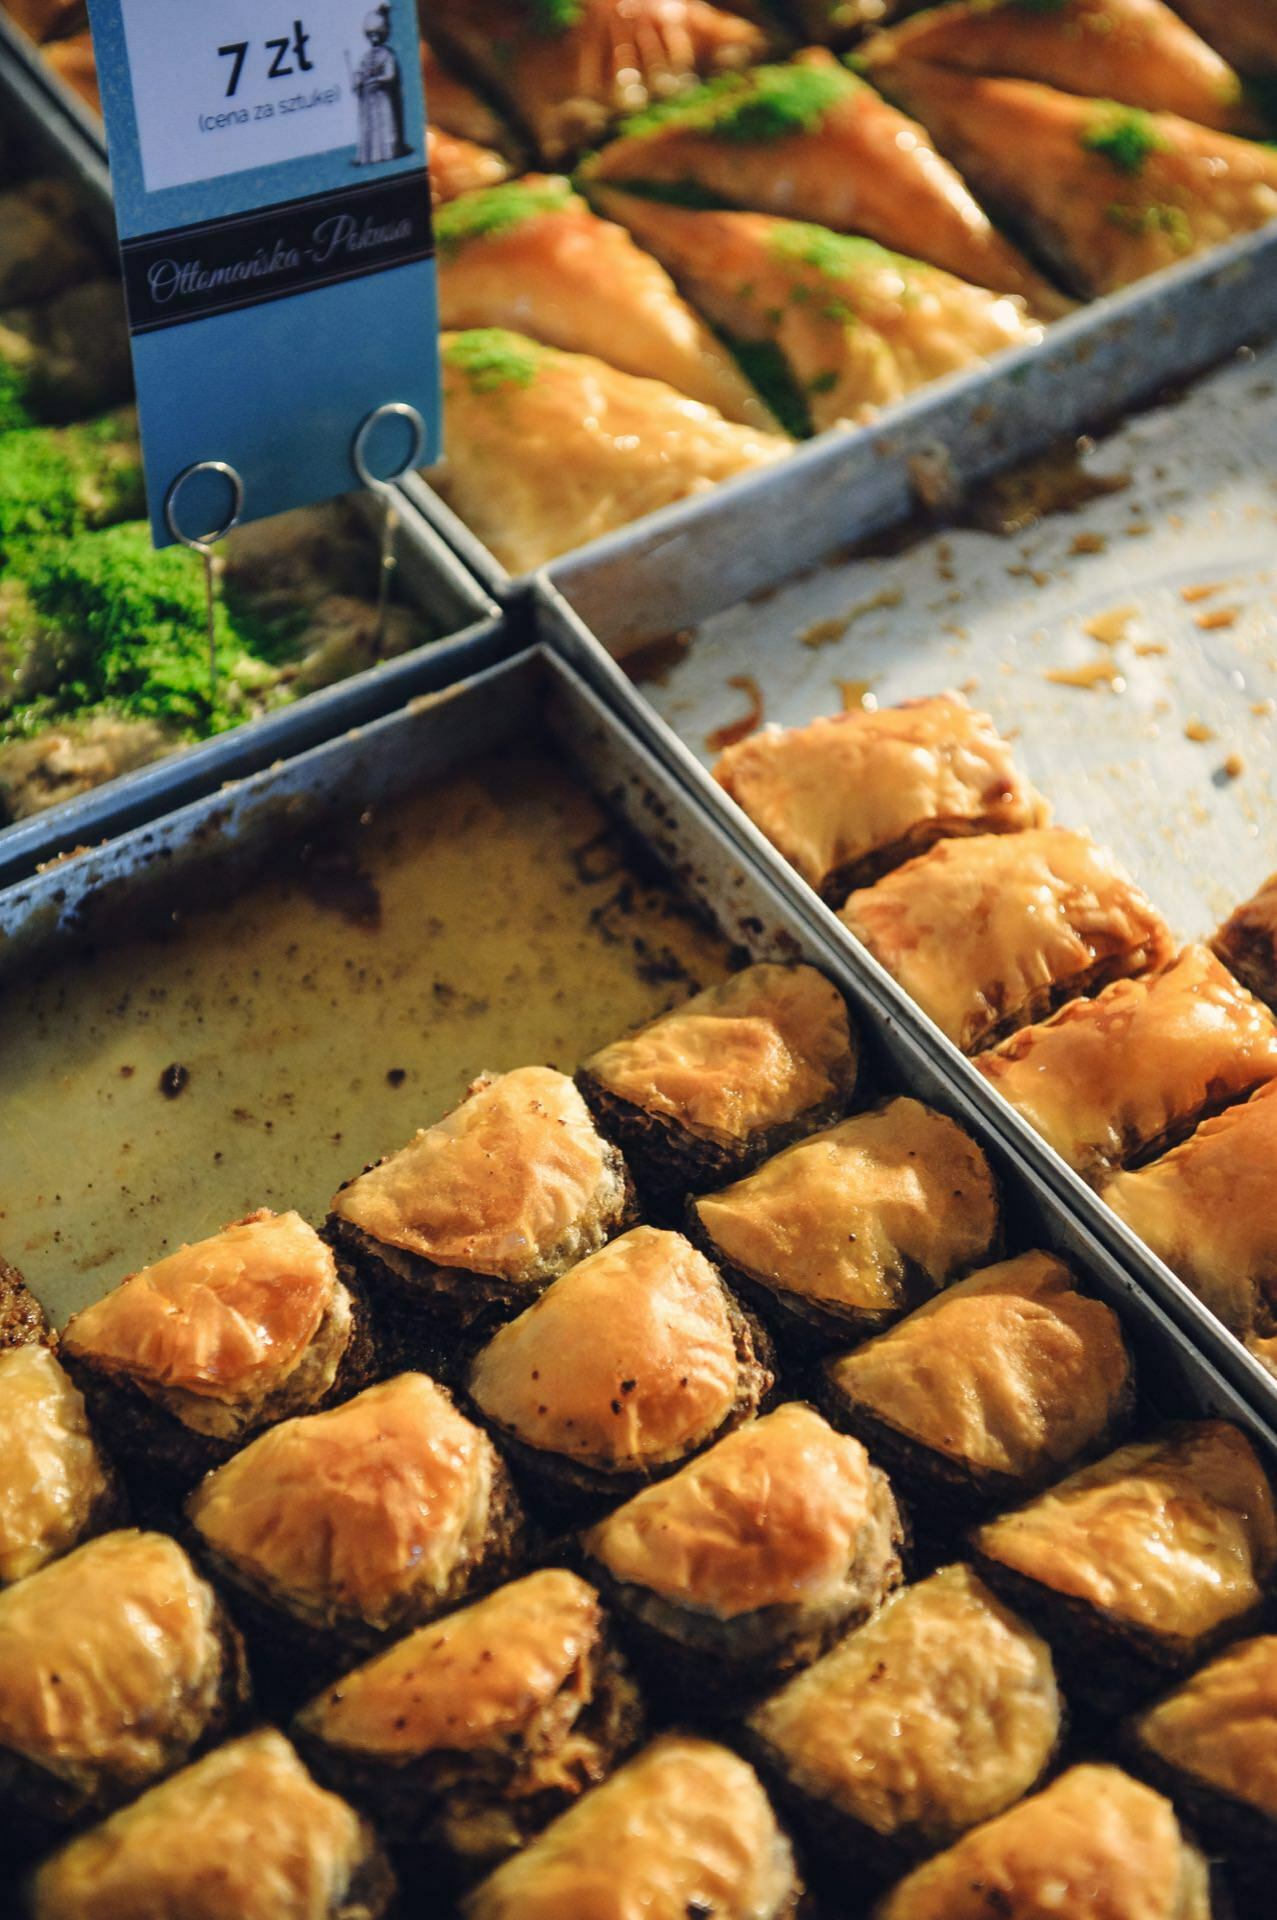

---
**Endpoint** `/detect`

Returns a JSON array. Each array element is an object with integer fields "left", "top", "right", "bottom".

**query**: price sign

[{"left": 86, "top": 0, "right": 439, "bottom": 545}]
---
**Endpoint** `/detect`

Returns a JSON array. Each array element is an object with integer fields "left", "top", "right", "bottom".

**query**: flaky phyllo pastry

[
  {"left": 436, "top": 175, "right": 774, "bottom": 424},
  {"left": 978, "top": 944, "right": 1277, "bottom": 1183},
  {"left": 859, "top": 0, "right": 1258, "bottom": 135},
  {"left": 590, "top": 189, "right": 1044, "bottom": 434},
  {"left": 427, "top": 329, "right": 787, "bottom": 572},
  {"left": 427, "top": 0, "right": 769, "bottom": 164},
  {"left": 712, "top": 693, "right": 1046, "bottom": 900},
  {"left": 583, "top": 53, "right": 1065, "bottom": 312},
  {"left": 872, "top": 62, "right": 1277, "bottom": 296},
  {"left": 841, "top": 827, "right": 1172, "bottom": 1052}
]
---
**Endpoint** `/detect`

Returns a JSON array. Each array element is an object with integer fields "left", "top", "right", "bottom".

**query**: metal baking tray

[
  {"left": 0, "top": 42, "right": 509, "bottom": 887},
  {"left": 1, "top": 639, "right": 1274, "bottom": 1476},
  {"left": 534, "top": 563, "right": 1277, "bottom": 1432},
  {"left": 403, "top": 217, "right": 1277, "bottom": 647}
]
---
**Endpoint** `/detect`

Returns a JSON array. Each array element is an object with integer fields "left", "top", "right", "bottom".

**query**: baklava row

[
  {"left": 6, "top": 946, "right": 1276, "bottom": 1914},
  {"left": 715, "top": 693, "right": 1277, "bottom": 1377}
]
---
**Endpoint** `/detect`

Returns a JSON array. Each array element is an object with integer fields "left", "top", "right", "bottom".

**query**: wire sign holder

[
  {"left": 352, "top": 401, "right": 428, "bottom": 652},
  {"left": 164, "top": 459, "right": 245, "bottom": 710}
]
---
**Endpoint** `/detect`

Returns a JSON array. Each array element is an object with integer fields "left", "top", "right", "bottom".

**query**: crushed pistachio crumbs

[
  {"left": 445, "top": 328, "right": 544, "bottom": 393},
  {"left": 1081, "top": 105, "right": 1168, "bottom": 175},
  {"left": 619, "top": 62, "right": 857, "bottom": 145},
  {"left": 436, "top": 177, "right": 577, "bottom": 256}
]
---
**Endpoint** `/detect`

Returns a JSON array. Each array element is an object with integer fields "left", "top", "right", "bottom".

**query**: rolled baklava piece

[
  {"left": 186, "top": 1373, "right": 526, "bottom": 1700},
  {"left": 691, "top": 1097, "right": 1000, "bottom": 1354},
  {"left": 821, "top": 1252, "right": 1134, "bottom": 1523},
  {"left": 872, "top": 1763, "right": 1212, "bottom": 1920},
  {"left": 842, "top": 827, "right": 1173, "bottom": 1053},
  {"left": 583, "top": 1402, "right": 904, "bottom": 1704},
  {"left": 1130, "top": 1634, "right": 1277, "bottom": 1884},
  {"left": 61, "top": 1210, "right": 376, "bottom": 1489},
  {"left": 712, "top": 695, "right": 1046, "bottom": 902},
  {"left": 978, "top": 945, "right": 1277, "bottom": 1184},
  {"left": 462, "top": 1734, "right": 802, "bottom": 1920},
  {"left": 294, "top": 1569, "right": 643, "bottom": 1880},
  {"left": 973, "top": 1421, "right": 1277, "bottom": 1713},
  {"left": 467, "top": 1227, "right": 773, "bottom": 1517},
  {"left": 745, "top": 1565, "right": 1062, "bottom": 1889},
  {"left": 28, "top": 1729, "right": 396, "bottom": 1920},
  {"left": 577, "top": 964, "right": 858, "bottom": 1204},
  {"left": 327, "top": 1067, "right": 633, "bottom": 1358},
  {"left": 1214, "top": 871, "right": 1277, "bottom": 1012},
  {"left": 0, "top": 1530, "right": 248, "bottom": 1846},
  {"left": 0, "top": 1345, "right": 121, "bottom": 1586},
  {"left": 0, "top": 1252, "right": 50, "bottom": 1349},
  {"left": 1102, "top": 1080, "right": 1277, "bottom": 1364}
]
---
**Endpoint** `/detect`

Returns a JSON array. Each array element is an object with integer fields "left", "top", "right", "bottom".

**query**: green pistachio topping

[
  {"left": 1082, "top": 105, "right": 1167, "bottom": 175},
  {"left": 444, "top": 328, "right": 544, "bottom": 393},
  {"left": 0, "top": 408, "right": 144, "bottom": 559},
  {"left": 529, "top": 0, "right": 584, "bottom": 35},
  {"left": 619, "top": 61, "right": 858, "bottom": 145},
  {"left": 436, "top": 177, "right": 577, "bottom": 256}
]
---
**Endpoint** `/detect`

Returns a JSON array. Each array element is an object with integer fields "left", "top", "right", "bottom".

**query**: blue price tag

[{"left": 85, "top": 0, "right": 440, "bottom": 545}]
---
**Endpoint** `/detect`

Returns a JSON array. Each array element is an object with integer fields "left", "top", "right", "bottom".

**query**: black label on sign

[{"left": 119, "top": 170, "right": 433, "bottom": 334}]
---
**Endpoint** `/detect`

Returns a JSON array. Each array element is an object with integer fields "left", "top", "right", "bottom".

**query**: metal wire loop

[
  {"left": 352, "top": 401, "right": 427, "bottom": 495},
  {"left": 163, "top": 460, "right": 245, "bottom": 553}
]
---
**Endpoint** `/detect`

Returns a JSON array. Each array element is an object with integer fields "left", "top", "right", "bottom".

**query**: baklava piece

[
  {"left": 186, "top": 1374, "right": 525, "bottom": 1700},
  {"left": 462, "top": 1734, "right": 802, "bottom": 1920},
  {"left": 876, "top": 64, "right": 1277, "bottom": 298},
  {"left": 842, "top": 827, "right": 1173, "bottom": 1053},
  {"left": 429, "top": 328, "right": 788, "bottom": 573},
  {"left": 62, "top": 1209, "right": 376, "bottom": 1489},
  {"left": 437, "top": 175, "right": 775, "bottom": 426},
  {"left": 1130, "top": 1634, "right": 1277, "bottom": 1886},
  {"left": 0, "top": 1251, "right": 51, "bottom": 1349},
  {"left": 28, "top": 1730, "right": 396, "bottom": 1920},
  {"left": 428, "top": 0, "right": 769, "bottom": 166},
  {"left": 973, "top": 1422, "right": 1277, "bottom": 1713},
  {"left": 583, "top": 53, "right": 1064, "bottom": 313},
  {"left": 0, "top": 1530, "right": 248, "bottom": 1847},
  {"left": 578, "top": 964, "right": 858, "bottom": 1205},
  {"left": 821, "top": 1252, "right": 1134, "bottom": 1523},
  {"left": 692, "top": 1097, "right": 999, "bottom": 1355},
  {"left": 294, "top": 1569, "right": 643, "bottom": 1882},
  {"left": 1213, "top": 871, "right": 1277, "bottom": 1012},
  {"left": 467, "top": 1227, "right": 772, "bottom": 1517},
  {"left": 745, "top": 1565, "right": 1061, "bottom": 1889},
  {"left": 327, "top": 1066, "right": 634, "bottom": 1357},
  {"left": 860, "top": 0, "right": 1257, "bottom": 135},
  {"left": 712, "top": 696, "right": 1045, "bottom": 901},
  {"left": 0, "top": 1345, "right": 121, "bottom": 1586},
  {"left": 592, "top": 191, "right": 1044, "bottom": 436},
  {"left": 429, "top": 127, "right": 512, "bottom": 207},
  {"left": 1102, "top": 1080, "right": 1277, "bottom": 1359},
  {"left": 978, "top": 944, "right": 1277, "bottom": 1184},
  {"left": 583, "top": 1403, "right": 904, "bottom": 1705},
  {"left": 873, "top": 1764, "right": 1212, "bottom": 1920}
]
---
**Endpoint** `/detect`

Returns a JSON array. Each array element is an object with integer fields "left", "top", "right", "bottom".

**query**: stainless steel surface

[
  {"left": 1, "top": 639, "right": 1272, "bottom": 1468},
  {"left": 0, "top": 51, "right": 507, "bottom": 886},
  {"left": 535, "top": 575, "right": 1277, "bottom": 1431},
  {"left": 405, "top": 217, "right": 1277, "bottom": 645}
]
